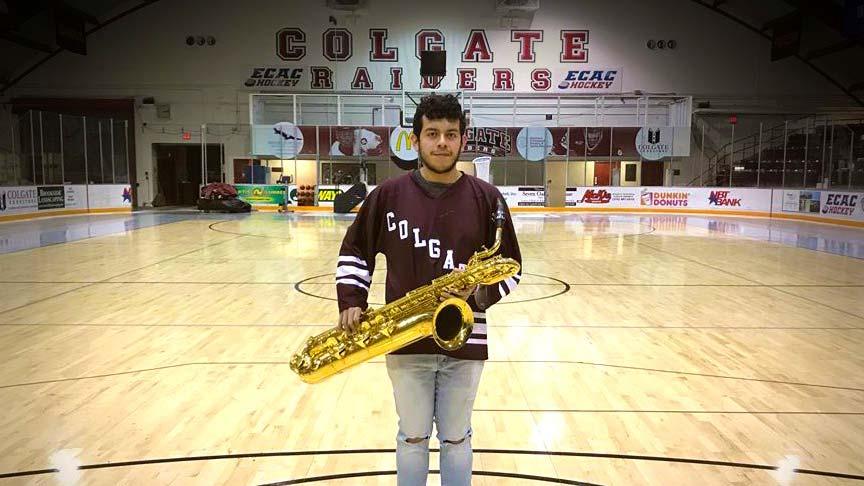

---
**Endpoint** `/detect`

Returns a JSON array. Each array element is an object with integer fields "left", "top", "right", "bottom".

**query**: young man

[{"left": 335, "top": 94, "right": 522, "bottom": 486}]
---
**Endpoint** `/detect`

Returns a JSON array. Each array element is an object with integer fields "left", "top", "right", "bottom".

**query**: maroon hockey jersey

[{"left": 336, "top": 171, "right": 522, "bottom": 360}]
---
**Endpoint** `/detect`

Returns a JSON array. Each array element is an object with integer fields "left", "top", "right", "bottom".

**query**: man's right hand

[{"left": 339, "top": 307, "right": 364, "bottom": 333}]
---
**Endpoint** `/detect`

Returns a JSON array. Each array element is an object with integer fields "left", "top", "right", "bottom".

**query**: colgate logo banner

[
  {"left": 708, "top": 191, "right": 742, "bottom": 207},
  {"left": 263, "top": 26, "right": 612, "bottom": 92}
]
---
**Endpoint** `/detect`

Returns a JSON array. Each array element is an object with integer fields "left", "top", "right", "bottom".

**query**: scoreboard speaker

[
  {"left": 334, "top": 183, "right": 367, "bottom": 213},
  {"left": 420, "top": 51, "right": 446, "bottom": 76}
]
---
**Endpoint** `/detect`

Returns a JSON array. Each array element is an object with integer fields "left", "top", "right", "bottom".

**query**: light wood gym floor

[{"left": 0, "top": 210, "right": 863, "bottom": 485}]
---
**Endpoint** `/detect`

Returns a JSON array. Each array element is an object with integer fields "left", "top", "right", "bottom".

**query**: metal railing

[
  {"left": 689, "top": 116, "right": 864, "bottom": 189},
  {"left": 0, "top": 110, "right": 130, "bottom": 187}
]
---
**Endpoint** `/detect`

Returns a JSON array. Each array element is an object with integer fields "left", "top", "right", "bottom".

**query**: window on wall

[
  {"left": 490, "top": 160, "right": 506, "bottom": 186},
  {"left": 85, "top": 118, "right": 103, "bottom": 183},
  {"left": 112, "top": 120, "right": 130, "bottom": 184},
  {"left": 233, "top": 159, "right": 269, "bottom": 184},
  {"left": 490, "top": 160, "right": 544, "bottom": 186},
  {"left": 41, "top": 112, "right": 62, "bottom": 184},
  {"left": 62, "top": 116, "right": 86, "bottom": 184},
  {"left": 203, "top": 144, "right": 222, "bottom": 184},
  {"left": 526, "top": 161, "right": 544, "bottom": 185},
  {"left": 19, "top": 111, "right": 35, "bottom": 184},
  {"left": 625, "top": 163, "right": 637, "bottom": 182},
  {"left": 320, "top": 161, "right": 377, "bottom": 185}
]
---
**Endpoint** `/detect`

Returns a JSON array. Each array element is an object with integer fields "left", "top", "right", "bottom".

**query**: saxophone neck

[
  {"left": 470, "top": 199, "right": 506, "bottom": 264},
  {"left": 471, "top": 227, "right": 502, "bottom": 262}
]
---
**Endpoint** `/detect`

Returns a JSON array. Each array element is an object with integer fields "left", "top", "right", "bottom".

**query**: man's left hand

[{"left": 438, "top": 268, "right": 479, "bottom": 302}]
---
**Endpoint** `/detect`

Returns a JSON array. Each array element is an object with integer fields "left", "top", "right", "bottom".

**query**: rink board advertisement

[
  {"left": 0, "top": 185, "right": 104, "bottom": 218},
  {"left": 687, "top": 188, "right": 772, "bottom": 211},
  {"left": 565, "top": 187, "right": 772, "bottom": 212},
  {"left": 235, "top": 184, "right": 287, "bottom": 205},
  {"left": 815, "top": 191, "right": 864, "bottom": 223},
  {"left": 499, "top": 186, "right": 545, "bottom": 207},
  {"left": 86, "top": 185, "right": 133, "bottom": 208},
  {"left": 565, "top": 187, "right": 641, "bottom": 207}
]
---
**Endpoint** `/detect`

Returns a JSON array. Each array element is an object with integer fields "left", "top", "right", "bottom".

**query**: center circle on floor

[{"left": 294, "top": 272, "right": 569, "bottom": 305}]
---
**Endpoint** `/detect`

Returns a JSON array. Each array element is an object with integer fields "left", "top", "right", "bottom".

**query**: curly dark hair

[{"left": 412, "top": 94, "right": 467, "bottom": 138}]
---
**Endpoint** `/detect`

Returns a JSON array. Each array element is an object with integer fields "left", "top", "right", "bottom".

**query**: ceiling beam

[
  {"left": 687, "top": 0, "right": 864, "bottom": 107},
  {"left": 62, "top": 6, "right": 100, "bottom": 27},
  {"left": 762, "top": 11, "right": 801, "bottom": 32},
  {"left": 778, "top": 0, "right": 844, "bottom": 31},
  {"left": 0, "top": 31, "right": 53, "bottom": 53},
  {"left": 805, "top": 39, "right": 856, "bottom": 60}
]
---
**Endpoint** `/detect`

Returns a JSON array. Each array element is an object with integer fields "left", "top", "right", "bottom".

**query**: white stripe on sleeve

[
  {"left": 338, "top": 256, "right": 368, "bottom": 268},
  {"left": 336, "top": 278, "right": 369, "bottom": 292},
  {"left": 336, "top": 266, "right": 371, "bottom": 282}
]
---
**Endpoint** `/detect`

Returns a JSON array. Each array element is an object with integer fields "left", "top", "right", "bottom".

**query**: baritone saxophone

[{"left": 289, "top": 198, "right": 520, "bottom": 384}]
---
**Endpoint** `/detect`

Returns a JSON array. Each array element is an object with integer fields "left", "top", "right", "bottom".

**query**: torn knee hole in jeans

[
  {"left": 443, "top": 436, "right": 468, "bottom": 445},
  {"left": 405, "top": 436, "right": 429, "bottom": 444}
]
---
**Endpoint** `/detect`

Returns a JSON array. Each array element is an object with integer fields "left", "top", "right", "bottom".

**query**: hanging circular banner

[
  {"left": 269, "top": 121, "right": 304, "bottom": 158},
  {"left": 390, "top": 126, "right": 418, "bottom": 170},
  {"left": 636, "top": 127, "right": 672, "bottom": 161},
  {"left": 516, "top": 127, "right": 553, "bottom": 161}
]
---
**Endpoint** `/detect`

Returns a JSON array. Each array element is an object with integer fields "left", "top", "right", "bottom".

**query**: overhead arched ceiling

[{"left": 2, "top": 0, "right": 863, "bottom": 107}]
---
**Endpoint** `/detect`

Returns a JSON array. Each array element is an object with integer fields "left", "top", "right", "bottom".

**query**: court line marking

[
  {"left": 634, "top": 237, "right": 864, "bottom": 322},
  {"left": 1, "top": 360, "right": 861, "bottom": 393},
  {"left": 294, "top": 272, "right": 570, "bottom": 305},
  {"left": 474, "top": 409, "right": 864, "bottom": 415},
  {"left": 682, "top": 216, "right": 864, "bottom": 261},
  {"left": 205, "top": 216, "right": 657, "bottom": 243},
  {"left": 769, "top": 286, "right": 864, "bottom": 322},
  {"left": 0, "top": 215, "right": 194, "bottom": 255},
  {"left": 258, "top": 470, "right": 601, "bottom": 486},
  {"left": 1, "top": 323, "right": 861, "bottom": 330},
  {"left": 1, "top": 322, "right": 861, "bottom": 329},
  {"left": 0, "top": 280, "right": 561, "bottom": 285},
  {"left": 0, "top": 232, "right": 246, "bottom": 317},
  {"left": 1, "top": 448, "right": 862, "bottom": 482},
  {"left": 207, "top": 220, "right": 304, "bottom": 241},
  {"left": 1, "top": 280, "right": 862, "bottom": 289}
]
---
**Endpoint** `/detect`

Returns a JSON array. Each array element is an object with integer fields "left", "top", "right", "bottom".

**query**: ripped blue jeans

[{"left": 385, "top": 354, "right": 485, "bottom": 486}]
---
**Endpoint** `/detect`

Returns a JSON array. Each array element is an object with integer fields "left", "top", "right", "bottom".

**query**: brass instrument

[{"left": 289, "top": 199, "right": 520, "bottom": 384}]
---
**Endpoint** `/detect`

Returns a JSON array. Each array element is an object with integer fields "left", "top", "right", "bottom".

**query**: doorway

[
  {"left": 545, "top": 160, "right": 566, "bottom": 207},
  {"left": 621, "top": 161, "right": 641, "bottom": 187},
  {"left": 153, "top": 144, "right": 223, "bottom": 206},
  {"left": 593, "top": 161, "right": 611, "bottom": 186},
  {"left": 641, "top": 161, "right": 664, "bottom": 186}
]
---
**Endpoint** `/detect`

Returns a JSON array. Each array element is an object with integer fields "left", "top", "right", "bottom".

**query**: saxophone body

[{"left": 289, "top": 200, "right": 520, "bottom": 384}]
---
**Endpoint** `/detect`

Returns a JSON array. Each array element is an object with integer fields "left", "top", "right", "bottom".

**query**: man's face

[
  {"left": 336, "top": 128, "right": 354, "bottom": 146},
  {"left": 412, "top": 116, "right": 466, "bottom": 174}
]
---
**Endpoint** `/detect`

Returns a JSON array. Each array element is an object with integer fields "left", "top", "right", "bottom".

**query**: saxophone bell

[{"left": 432, "top": 297, "right": 474, "bottom": 351}]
